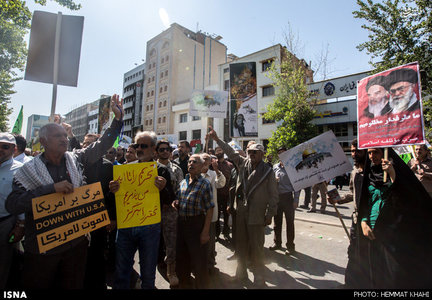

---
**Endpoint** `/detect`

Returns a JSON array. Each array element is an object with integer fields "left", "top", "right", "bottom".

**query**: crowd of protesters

[{"left": 1, "top": 95, "right": 432, "bottom": 290}]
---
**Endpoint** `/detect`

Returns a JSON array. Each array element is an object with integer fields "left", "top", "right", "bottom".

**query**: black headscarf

[{"left": 357, "top": 147, "right": 432, "bottom": 288}]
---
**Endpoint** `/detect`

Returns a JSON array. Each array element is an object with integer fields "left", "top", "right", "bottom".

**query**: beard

[
  {"left": 389, "top": 86, "right": 413, "bottom": 113},
  {"left": 368, "top": 97, "right": 387, "bottom": 117},
  {"left": 215, "top": 153, "right": 224, "bottom": 159}
]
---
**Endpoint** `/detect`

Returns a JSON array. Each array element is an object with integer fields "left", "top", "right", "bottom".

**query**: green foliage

[
  {"left": 0, "top": 0, "right": 81, "bottom": 131},
  {"left": 263, "top": 49, "right": 317, "bottom": 160},
  {"left": 353, "top": 0, "right": 432, "bottom": 135}
]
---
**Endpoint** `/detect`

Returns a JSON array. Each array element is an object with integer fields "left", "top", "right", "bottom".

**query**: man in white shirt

[
  {"left": 201, "top": 153, "right": 225, "bottom": 275},
  {"left": 12, "top": 134, "right": 32, "bottom": 164},
  {"left": 0, "top": 133, "right": 23, "bottom": 288}
]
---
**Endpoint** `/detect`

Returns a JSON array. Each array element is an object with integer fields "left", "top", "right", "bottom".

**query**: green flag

[
  {"left": 12, "top": 106, "right": 23, "bottom": 134},
  {"left": 113, "top": 136, "right": 119, "bottom": 148},
  {"left": 194, "top": 143, "right": 202, "bottom": 153}
]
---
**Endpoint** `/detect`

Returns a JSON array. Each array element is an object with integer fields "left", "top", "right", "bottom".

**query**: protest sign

[
  {"left": 278, "top": 130, "right": 352, "bottom": 191},
  {"left": 32, "top": 182, "right": 110, "bottom": 253},
  {"left": 189, "top": 90, "right": 228, "bottom": 118},
  {"left": 113, "top": 162, "right": 161, "bottom": 229},
  {"left": 357, "top": 62, "right": 425, "bottom": 149}
]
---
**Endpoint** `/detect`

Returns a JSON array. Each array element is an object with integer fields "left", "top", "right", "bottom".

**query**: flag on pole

[{"left": 12, "top": 106, "right": 23, "bottom": 134}]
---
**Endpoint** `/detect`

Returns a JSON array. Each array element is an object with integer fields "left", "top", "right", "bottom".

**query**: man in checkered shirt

[{"left": 173, "top": 153, "right": 214, "bottom": 289}]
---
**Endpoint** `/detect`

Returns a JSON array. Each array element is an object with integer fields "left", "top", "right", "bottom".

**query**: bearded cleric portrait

[{"left": 357, "top": 62, "right": 425, "bottom": 149}]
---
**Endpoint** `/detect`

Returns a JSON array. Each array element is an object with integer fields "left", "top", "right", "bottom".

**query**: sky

[{"left": 8, "top": 0, "right": 373, "bottom": 136}]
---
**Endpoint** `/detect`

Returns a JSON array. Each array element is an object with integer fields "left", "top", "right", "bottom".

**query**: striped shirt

[{"left": 178, "top": 174, "right": 214, "bottom": 217}]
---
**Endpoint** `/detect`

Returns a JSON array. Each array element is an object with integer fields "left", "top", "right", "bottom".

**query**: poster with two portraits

[{"left": 357, "top": 62, "right": 425, "bottom": 149}]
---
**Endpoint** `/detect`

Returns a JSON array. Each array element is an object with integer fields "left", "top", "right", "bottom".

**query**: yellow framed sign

[{"left": 113, "top": 162, "right": 161, "bottom": 229}]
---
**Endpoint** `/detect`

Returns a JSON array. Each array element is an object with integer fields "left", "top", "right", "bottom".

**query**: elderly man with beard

[
  {"left": 109, "top": 131, "right": 175, "bottom": 289},
  {"left": 5, "top": 95, "right": 123, "bottom": 289},
  {"left": 357, "top": 147, "right": 432, "bottom": 288},
  {"left": 386, "top": 68, "right": 420, "bottom": 114},
  {"left": 363, "top": 75, "right": 391, "bottom": 118},
  {"left": 208, "top": 127, "right": 278, "bottom": 287}
]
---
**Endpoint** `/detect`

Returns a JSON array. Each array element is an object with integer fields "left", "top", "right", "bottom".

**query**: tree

[
  {"left": 263, "top": 48, "right": 318, "bottom": 159},
  {"left": 353, "top": 0, "right": 432, "bottom": 135},
  {"left": 0, "top": 0, "right": 81, "bottom": 131}
]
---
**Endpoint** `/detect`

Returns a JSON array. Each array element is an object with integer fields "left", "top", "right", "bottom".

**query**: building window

[
  {"left": 224, "top": 80, "right": 229, "bottom": 91},
  {"left": 327, "top": 123, "right": 348, "bottom": 137},
  {"left": 192, "top": 129, "right": 201, "bottom": 140},
  {"left": 179, "top": 131, "right": 187, "bottom": 141},
  {"left": 192, "top": 116, "right": 201, "bottom": 121},
  {"left": 262, "top": 85, "right": 275, "bottom": 97},
  {"left": 262, "top": 58, "right": 274, "bottom": 72},
  {"left": 261, "top": 114, "right": 275, "bottom": 124},
  {"left": 223, "top": 67, "right": 229, "bottom": 73},
  {"left": 179, "top": 113, "right": 187, "bottom": 123}
]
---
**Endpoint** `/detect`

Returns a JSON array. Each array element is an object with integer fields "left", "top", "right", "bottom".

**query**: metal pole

[{"left": 51, "top": 12, "right": 62, "bottom": 120}]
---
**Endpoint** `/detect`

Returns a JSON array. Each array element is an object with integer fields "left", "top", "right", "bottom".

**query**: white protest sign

[{"left": 279, "top": 130, "right": 352, "bottom": 191}]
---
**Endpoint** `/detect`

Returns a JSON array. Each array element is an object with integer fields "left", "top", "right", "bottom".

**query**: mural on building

[{"left": 229, "top": 62, "right": 258, "bottom": 137}]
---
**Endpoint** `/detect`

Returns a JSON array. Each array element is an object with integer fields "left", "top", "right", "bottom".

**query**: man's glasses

[
  {"left": 247, "top": 150, "right": 259, "bottom": 155},
  {"left": 0, "top": 144, "right": 12, "bottom": 150},
  {"left": 158, "top": 147, "right": 171, "bottom": 153},
  {"left": 133, "top": 144, "right": 150, "bottom": 149}
]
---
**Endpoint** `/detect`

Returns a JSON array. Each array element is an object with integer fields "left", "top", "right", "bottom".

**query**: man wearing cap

[
  {"left": 386, "top": 68, "right": 420, "bottom": 114},
  {"left": 208, "top": 127, "right": 278, "bottom": 287},
  {"left": 363, "top": 75, "right": 391, "bottom": 118},
  {"left": 0, "top": 133, "right": 23, "bottom": 288}
]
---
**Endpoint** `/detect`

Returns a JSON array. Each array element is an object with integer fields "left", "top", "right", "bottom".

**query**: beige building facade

[{"left": 142, "top": 23, "right": 227, "bottom": 140}]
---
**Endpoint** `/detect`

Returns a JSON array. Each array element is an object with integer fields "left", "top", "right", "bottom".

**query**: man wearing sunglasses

[
  {"left": 6, "top": 94, "right": 124, "bottom": 289},
  {"left": 110, "top": 132, "right": 176, "bottom": 289},
  {"left": 207, "top": 127, "right": 278, "bottom": 287},
  {"left": 0, "top": 133, "right": 23, "bottom": 289},
  {"left": 155, "top": 140, "right": 183, "bottom": 287}
]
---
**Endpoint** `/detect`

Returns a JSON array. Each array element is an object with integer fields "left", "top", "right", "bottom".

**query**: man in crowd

[
  {"left": 109, "top": 131, "right": 175, "bottom": 289},
  {"left": 333, "top": 139, "right": 368, "bottom": 288},
  {"left": 173, "top": 154, "right": 214, "bottom": 288},
  {"left": 201, "top": 153, "right": 225, "bottom": 275},
  {"left": 358, "top": 147, "right": 432, "bottom": 288},
  {"left": 386, "top": 67, "right": 420, "bottom": 114},
  {"left": 116, "top": 146, "right": 126, "bottom": 164},
  {"left": 78, "top": 132, "right": 117, "bottom": 290},
  {"left": 105, "top": 147, "right": 120, "bottom": 165},
  {"left": 214, "top": 146, "right": 233, "bottom": 240},
  {"left": 155, "top": 140, "right": 183, "bottom": 287},
  {"left": 408, "top": 144, "right": 432, "bottom": 198},
  {"left": 12, "top": 134, "right": 32, "bottom": 164},
  {"left": 0, "top": 134, "right": 23, "bottom": 289},
  {"left": 174, "top": 140, "right": 191, "bottom": 177},
  {"left": 125, "top": 144, "right": 138, "bottom": 164},
  {"left": 308, "top": 181, "right": 328, "bottom": 213},
  {"left": 270, "top": 147, "right": 297, "bottom": 255},
  {"left": 5, "top": 95, "right": 123, "bottom": 289},
  {"left": 363, "top": 75, "right": 391, "bottom": 118},
  {"left": 208, "top": 127, "right": 278, "bottom": 286}
]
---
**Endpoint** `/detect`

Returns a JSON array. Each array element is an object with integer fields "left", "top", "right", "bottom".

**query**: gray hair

[
  {"left": 135, "top": 131, "right": 158, "bottom": 146},
  {"left": 39, "top": 123, "right": 63, "bottom": 139},
  {"left": 191, "top": 154, "right": 204, "bottom": 164}
]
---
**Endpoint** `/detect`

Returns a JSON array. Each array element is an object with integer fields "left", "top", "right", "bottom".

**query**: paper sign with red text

[{"left": 113, "top": 162, "right": 161, "bottom": 229}]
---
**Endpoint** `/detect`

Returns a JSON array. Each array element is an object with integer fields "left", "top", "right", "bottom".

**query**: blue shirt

[
  {"left": 178, "top": 174, "right": 214, "bottom": 217},
  {"left": 0, "top": 158, "right": 23, "bottom": 218},
  {"left": 273, "top": 162, "right": 295, "bottom": 194}
]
